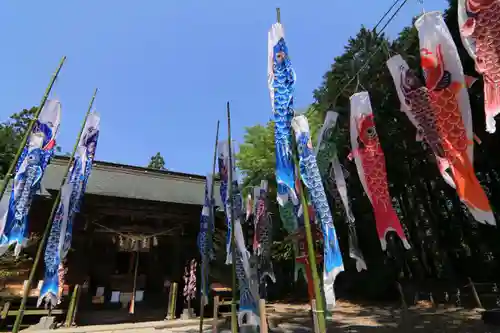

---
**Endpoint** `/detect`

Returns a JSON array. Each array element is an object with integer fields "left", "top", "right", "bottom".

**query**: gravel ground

[{"left": 169, "top": 301, "right": 497, "bottom": 332}]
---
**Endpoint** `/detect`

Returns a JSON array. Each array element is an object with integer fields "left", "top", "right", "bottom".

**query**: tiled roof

[{"left": 35, "top": 156, "right": 222, "bottom": 206}]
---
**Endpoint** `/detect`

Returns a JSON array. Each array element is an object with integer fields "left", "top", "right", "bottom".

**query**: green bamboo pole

[
  {"left": 199, "top": 120, "right": 220, "bottom": 333},
  {"left": 226, "top": 102, "right": 238, "bottom": 333},
  {"left": 0, "top": 56, "right": 67, "bottom": 201},
  {"left": 12, "top": 88, "right": 98, "bottom": 333},
  {"left": 291, "top": 129, "right": 327, "bottom": 333},
  {"left": 275, "top": 8, "right": 326, "bottom": 331},
  {"left": 64, "top": 284, "right": 80, "bottom": 327}
]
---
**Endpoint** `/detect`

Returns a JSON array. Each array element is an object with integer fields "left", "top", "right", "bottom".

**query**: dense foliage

[
  {"left": 236, "top": 0, "right": 500, "bottom": 300},
  {"left": 0, "top": 107, "right": 38, "bottom": 178},
  {"left": 0, "top": 106, "right": 65, "bottom": 179}
]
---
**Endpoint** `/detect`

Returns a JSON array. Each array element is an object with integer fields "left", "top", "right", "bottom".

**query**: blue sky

[{"left": 0, "top": 0, "right": 447, "bottom": 175}]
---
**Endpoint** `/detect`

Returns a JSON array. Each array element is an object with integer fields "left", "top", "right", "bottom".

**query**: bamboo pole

[
  {"left": 199, "top": 120, "right": 220, "bottom": 333},
  {"left": 259, "top": 194, "right": 269, "bottom": 333},
  {"left": 226, "top": 102, "right": 238, "bottom": 333},
  {"left": 259, "top": 299, "right": 268, "bottom": 333},
  {"left": 64, "top": 284, "right": 80, "bottom": 327},
  {"left": 276, "top": 6, "right": 326, "bottom": 331},
  {"left": 0, "top": 56, "right": 67, "bottom": 201},
  {"left": 129, "top": 247, "right": 140, "bottom": 314},
  {"left": 468, "top": 277, "right": 483, "bottom": 309},
  {"left": 12, "top": 88, "right": 98, "bottom": 333},
  {"left": 291, "top": 130, "right": 327, "bottom": 333}
]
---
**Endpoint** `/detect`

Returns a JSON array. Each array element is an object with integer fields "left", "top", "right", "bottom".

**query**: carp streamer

[
  {"left": 38, "top": 111, "right": 100, "bottom": 307},
  {"left": 0, "top": 100, "right": 61, "bottom": 257}
]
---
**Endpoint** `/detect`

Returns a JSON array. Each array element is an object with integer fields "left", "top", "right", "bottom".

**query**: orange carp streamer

[{"left": 387, "top": 11, "right": 495, "bottom": 226}]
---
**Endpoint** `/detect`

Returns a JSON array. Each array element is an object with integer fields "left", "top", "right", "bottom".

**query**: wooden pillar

[{"left": 212, "top": 295, "right": 220, "bottom": 333}]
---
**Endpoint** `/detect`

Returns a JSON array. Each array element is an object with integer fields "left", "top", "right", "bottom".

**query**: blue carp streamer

[
  {"left": 217, "top": 141, "right": 233, "bottom": 264},
  {"left": 291, "top": 115, "right": 344, "bottom": 310},
  {"left": 268, "top": 23, "right": 298, "bottom": 207},
  {"left": 197, "top": 174, "right": 215, "bottom": 306},
  {"left": 316, "top": 110, "right": 367, "bottom": 272},
  {"left": 218, "top": 141, "right": 259, "bottom": 327},
  {"left": 0, "top": 100, "right": 61, "bottom": 257},
  {"left": 38, "top": 112, "right": 100, "bottom": 307}
]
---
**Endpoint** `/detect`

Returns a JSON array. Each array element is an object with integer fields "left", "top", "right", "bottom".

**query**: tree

[
  {"left": 0, "top": 107, "right": 65, "bottom": 178},
  {"left": 235, "top": 106, "right": 323, "bottom": 268},
  {"left": 147, "top": 152, "right": 166, "bottom": 170},
  {"left": 236, "top": 106, "right": 323, "bottom": 192},
  {"left": 0, "top": 107, "right": 37, "bottom": 178},
  {"left": 238, "top": 0, "right": 500, "bottom": 301}
]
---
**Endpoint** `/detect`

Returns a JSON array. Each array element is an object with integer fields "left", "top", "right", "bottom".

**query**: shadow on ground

[{"left": 200, "top": 301, "right": 495, "bottom": 332}]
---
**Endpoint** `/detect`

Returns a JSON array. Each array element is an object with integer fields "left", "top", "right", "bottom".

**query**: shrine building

[{"left": 0, "top": 155, "right": 223, "bottom": 324}]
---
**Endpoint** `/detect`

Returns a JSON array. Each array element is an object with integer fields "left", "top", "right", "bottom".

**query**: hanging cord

[
  {"left": 329, "top": 0, "right": 410, "bottom": 107},
  {"left": 373, "top": 0, "right": 405, "bottom": 32},
  {"left": 355, "top": 73, "right": 367, "bottom": 93}
]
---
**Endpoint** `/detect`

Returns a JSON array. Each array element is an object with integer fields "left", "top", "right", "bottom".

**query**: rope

[
  {"left": 329, "top": 0, "right": 411, "bottom": 106},
  {"left": 91, "top": 221, "right": 179, "bottom": 240},
  {"left": 373, "top": 0, "right": 405, "bottom": 31}
]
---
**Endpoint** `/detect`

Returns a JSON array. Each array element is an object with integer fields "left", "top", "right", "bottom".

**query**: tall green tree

[
  {"left": 147, "top": 152, "right": 166, "bottom": 170},
  {"left": 0, "top": 108, "right": 41, "bottom": 178},
  {"left": 238, "top": 0, "right": 500, "bottom": 301}
]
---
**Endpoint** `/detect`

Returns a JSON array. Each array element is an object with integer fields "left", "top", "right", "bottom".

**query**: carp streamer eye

[
  {"left": 367, "top": 127, "right": 376, "bottom": 138},
  {"left": 325, "top": 128, "right": 333, "bottom": 139}
]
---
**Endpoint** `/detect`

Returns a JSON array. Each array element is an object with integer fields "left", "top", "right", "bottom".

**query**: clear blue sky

[{"left": 0, "top": 0, "right": 447, "bottom": 175}]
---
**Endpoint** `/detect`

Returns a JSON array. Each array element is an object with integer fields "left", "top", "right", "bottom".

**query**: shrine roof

[{"left": 38, "top": 156, "right": 222, "bottom": 206}]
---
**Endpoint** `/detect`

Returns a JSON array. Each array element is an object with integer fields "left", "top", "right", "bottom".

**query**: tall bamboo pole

[
  {"left": 291, "top": 130, "right": 327, "bottom": 333},
  {"left": 226, "top": 102, "right": 238, "bottom": 333},
  {"left": 274, "top": 7, "right": 326, "bottom": 332},
  {"left": 12, "top": 88, "right": 98, "bottom": 333},
  {"left": 292, "top": 130, "right": 326, "bottom": 333},
  {"left": 0, "top": 56, "right": 67, "bottom": 201},
  {"left": 129, "top": 247, "right": 140, "bottom": 314},
  {"left": 199, "top": 120, "right": 220, "bottom": 333}
]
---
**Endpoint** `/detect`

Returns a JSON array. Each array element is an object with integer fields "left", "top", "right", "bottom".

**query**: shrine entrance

[
  {"left": 0, "top": 157, "right": 223, "bottom": 327},
  {"left": 70, "top": 195, "right": 203, "bottom": 325},
  {"left": 36, "top": 157, "right": 222, "bottom": 325}
]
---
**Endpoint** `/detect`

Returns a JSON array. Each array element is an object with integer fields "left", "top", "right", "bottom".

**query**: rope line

[{"left": 329, "top": 0, "right": 411, "bottom": 106}]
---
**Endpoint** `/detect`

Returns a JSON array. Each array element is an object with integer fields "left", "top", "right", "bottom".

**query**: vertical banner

[
  {"left": 197, "top": 174, "right": 215, "bottom": 306},
  {"left": 415, "top": 11, "right": 495, "bottom": 226},
  {"left": 458, "top": 0, "right": 500, "bottom": 133},
  {"left": 349, "top": 92, "right": 410, "bottom": 251},
  {"left": 316, "top": 110, "right": 366, "bottom": 272},
  {"left": 217, "top": 141, "right": 232, "bottom": 264},
  {"left": 0, "top": 100, "right": 62, "bottom": 257},
  {"left": 38, "top": 112, "right": 100, "bottom": 307},
  {"left": 291, "top": 115, "right": 344, "bottom": 310},
  {"left": 267, "top": 21, "right": 298, "bottom": 208}
]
